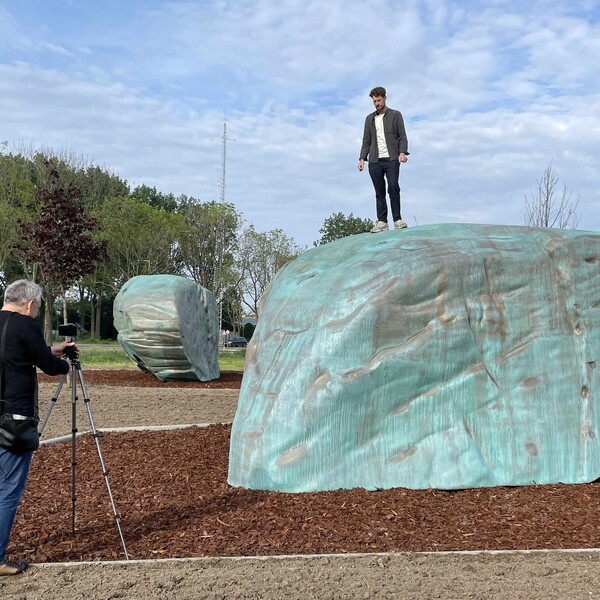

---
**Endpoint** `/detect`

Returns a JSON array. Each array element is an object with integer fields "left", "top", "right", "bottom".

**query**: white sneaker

[
  {"left": 370, "top": 220, "right": 389, "bottom": 233},
  {"left": 394, "top": 219, "right": 408, "bottom": 229}
]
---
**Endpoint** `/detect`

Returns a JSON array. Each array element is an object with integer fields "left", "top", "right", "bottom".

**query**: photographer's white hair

[{"left": 4, "top": 279, "right": 43, "bottom": 306}]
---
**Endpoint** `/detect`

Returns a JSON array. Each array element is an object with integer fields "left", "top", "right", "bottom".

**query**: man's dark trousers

[{"left": 368, "top": 157, "right": 401, "bottom": 222}]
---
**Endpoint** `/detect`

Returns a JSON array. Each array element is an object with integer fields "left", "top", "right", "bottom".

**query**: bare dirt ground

[{"left": 3, "top": 369, "right": 600, "bottom": 599}]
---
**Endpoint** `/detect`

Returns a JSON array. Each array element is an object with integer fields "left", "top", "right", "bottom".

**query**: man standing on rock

[{"left": 358, "top": 86, "right": 409, "bottom": 233}]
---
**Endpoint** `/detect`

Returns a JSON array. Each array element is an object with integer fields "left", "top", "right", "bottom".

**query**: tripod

[{"left": 38, "top": 349, "right": 129, "bottom": 560}]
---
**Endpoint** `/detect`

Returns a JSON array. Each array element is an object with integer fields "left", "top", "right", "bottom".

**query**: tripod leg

[
  {"left": 36, "top": 370, "right": 78, "bottom": 534},
  {"left": 74, "top": 364, "right": 130, "bottom": 560},
  {"left": 70, "top": 361, "right": 78, "bottom": 535},
  {"left": 37, "top": 373, "right": 68, "bottom": 437}
]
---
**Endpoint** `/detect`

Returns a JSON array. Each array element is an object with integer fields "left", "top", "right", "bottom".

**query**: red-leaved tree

[{"left": 16, "top": 165, "right": 108, "bottom": 342}]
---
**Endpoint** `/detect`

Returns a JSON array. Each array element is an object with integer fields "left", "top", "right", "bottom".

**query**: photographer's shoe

[
  {"left": 370, "top": 220, "right": 389, "bottom": 233},
  {"left": 0, "top": 559, "right": 29, "bottom": 576},
  {"left": 394, "top": 219, "right": 408, "bottom": 229}
]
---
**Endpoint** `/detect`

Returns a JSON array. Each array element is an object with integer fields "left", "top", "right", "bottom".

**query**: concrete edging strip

[
  {"left": 40, "top": 422, "right": 230, "bottom": 445},
  {"left": 31, "top": 546, "right": 600, "bottom": 568}
]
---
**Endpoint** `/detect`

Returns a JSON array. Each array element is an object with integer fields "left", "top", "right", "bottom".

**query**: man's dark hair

[{"left": 369, "top": 86, "right": 386, "bottom": 98}]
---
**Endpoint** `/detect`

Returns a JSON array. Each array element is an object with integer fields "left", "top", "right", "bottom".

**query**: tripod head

[
  {"left": 63, "top": 344, "right": 79, "bottom": 362},
  {"left": 58, "top": 323, "right": 80, "bottom": 362}
]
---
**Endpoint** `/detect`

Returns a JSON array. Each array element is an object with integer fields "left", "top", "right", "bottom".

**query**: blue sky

[{"left": 1, "top": 0, "right": 599, "bottom": 247}]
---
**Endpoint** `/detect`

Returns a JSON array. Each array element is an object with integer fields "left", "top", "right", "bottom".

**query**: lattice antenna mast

[{"left": 219, "top": 121, "right": 236, "bottom": 203}]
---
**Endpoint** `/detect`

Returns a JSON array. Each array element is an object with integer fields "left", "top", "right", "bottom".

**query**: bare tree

[
  {"left": 525, "top": 161, "right": 580, "bottom": 229},
  {"left": 239, "top": 226, "right": 304, "bottom": 318}
]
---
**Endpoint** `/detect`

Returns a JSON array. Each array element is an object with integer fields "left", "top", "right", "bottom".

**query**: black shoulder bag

[{"left": 0, "top": 312, "right": 40, "bottom": 452}]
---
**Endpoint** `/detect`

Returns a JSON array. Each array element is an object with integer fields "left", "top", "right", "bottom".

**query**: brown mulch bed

[
  {"left": 12, "top": 425, "right": 600, "bottom": 562},
  {"left": 38, "top": 369, "right": 243, "bottom": 388},
  {"left": 11, "top": 369, "right": 600, "bottom": 562}
]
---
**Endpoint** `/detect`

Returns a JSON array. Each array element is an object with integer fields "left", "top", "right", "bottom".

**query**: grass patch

[
  {"left": 70, "top": 336, "right": 118, "bottom": 345},
  {"left": 219, "top": 350, "right": 246, "bottom": 371},
  {"left": 76, "top": 343, "right": 246, "bottom": 371},
  {"left": 79, "top": 347, "right": 135, "bottom": 368}
]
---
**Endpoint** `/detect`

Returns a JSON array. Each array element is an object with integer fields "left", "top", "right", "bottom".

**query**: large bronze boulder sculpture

[
  {"left": 229, "top": 224, "right": 600, "bottom": 491},
  {"left": 114, "top": 275, "right": 219, "bottom": 382}
]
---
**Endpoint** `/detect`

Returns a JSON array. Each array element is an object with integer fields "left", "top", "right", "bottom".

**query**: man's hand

[
  {"left": 52, "top": 341, "right": 78, "bottom": 357},
  {"left": 399, "top": 153, "right": 408, "bottom": 164},
  {"left": 358, "top": 159, "right": 365, "bottom": 171}
]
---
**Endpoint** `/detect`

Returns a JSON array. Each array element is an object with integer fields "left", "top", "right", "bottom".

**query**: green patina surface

[
  {"left": 113, "top": 274, "right": 220, "bottom": 382},
  {"left": 228, "top": 223, "right": 600, "bottom": 491}
]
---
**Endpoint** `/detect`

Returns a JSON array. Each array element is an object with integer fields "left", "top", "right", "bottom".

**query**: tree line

[
  {"left": 0, "top": 145, "right": 304, "bottom": 341},
  {"left": 1, "top": 144, "right": 579, "bottom": 343}
]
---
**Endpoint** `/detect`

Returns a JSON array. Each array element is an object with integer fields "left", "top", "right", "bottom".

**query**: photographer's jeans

[{"left": 0, "top": 448, "right": 32, "bottom": 561}]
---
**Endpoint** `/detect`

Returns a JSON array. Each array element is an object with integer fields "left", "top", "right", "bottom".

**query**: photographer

[{"left": 0, "top": 280, "right": 75, "bottom": 576}]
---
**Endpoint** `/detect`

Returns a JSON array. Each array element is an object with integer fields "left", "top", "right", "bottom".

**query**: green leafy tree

[
  {"left": 315, "top": 212, "right": 373, "bottom": 245},
  {"left": 11, "top": 145, "right": 129, "bottom": 214},
  {"left": 0, "top": 147, "right": 39, "bottom": 282},
  {"left": 78, "top": 165, "right": 130, "bottom": 212},
  {"left": 131, "top": 184, "right": 178, "bottom": 212},
  {"left": 0, "top": 148, "right": 37, "bottom": 210},
  {"left": 176, "top": 200, "right": 243, "bottom": 305},
  {"left": 96, "top": 195, "right": 184, "bottom": 290},
  {"left": 26, "top": 148, "right": 91, "bottom": 199},
  {"left": 15, "top": 166, "right": 108, "bottom": 342}
]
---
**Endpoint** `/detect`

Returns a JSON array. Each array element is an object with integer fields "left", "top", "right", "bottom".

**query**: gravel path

[
  {"left": 37, "top": 383, "right": 239, "bottom": 440},
  {"left": 5, "top": 550, "right": 600, "bottom": 599}
]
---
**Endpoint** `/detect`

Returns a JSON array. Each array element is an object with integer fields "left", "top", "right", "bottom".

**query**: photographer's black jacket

[{"left": 0, "top": 310, "right": 69, "bottom": 417}]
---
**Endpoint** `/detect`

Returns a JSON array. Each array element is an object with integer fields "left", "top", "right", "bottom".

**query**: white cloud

[
  {"left": 0, "top": 0, "right": 599, "bottom": 248},
  {"left": 0, "top": 6, "right": 20, "bottom": 47}
]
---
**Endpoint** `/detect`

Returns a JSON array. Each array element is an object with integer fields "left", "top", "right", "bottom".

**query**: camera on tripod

[
  {"left": 58, "top": 323, "right": 79, "bottom": 360},
  {"left": 58, "top": 323, "right": 78, "bottom": 338}
]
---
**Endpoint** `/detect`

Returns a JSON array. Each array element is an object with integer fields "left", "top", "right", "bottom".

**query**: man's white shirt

[{"left": 374, "top": 112, "right": 389, "bottom": 158}]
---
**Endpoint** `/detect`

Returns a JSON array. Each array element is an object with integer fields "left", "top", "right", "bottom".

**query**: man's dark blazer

[{"left": 360, "top": 108, "right": 409, "bottom": 163}]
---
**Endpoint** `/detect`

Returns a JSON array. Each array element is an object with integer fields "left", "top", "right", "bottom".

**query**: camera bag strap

[{"left": 0, "top": 311, "right": 15, "bottom": 416}]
